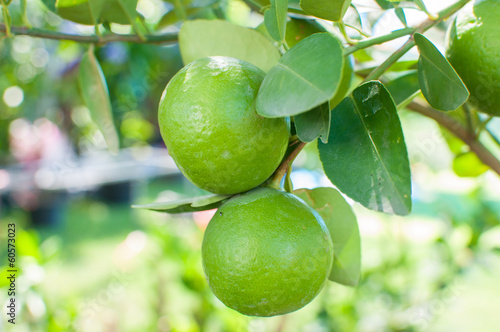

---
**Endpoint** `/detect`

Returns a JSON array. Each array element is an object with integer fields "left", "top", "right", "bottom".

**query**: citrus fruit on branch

[
  {"left": 202, "top": 188, "right": 334, "bottom": 317},
  {"left": 158, "top": 56, "right": 289, "bottom": 195},
  {"left": 446, "top": 0, "right": 500, "bottom": 116}
]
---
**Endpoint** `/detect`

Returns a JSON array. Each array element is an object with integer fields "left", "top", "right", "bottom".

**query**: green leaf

[
  {"left": 294, "top": 187, "right": 361, "bottom": 286},
  {"left": 453, "top": 152, "right": 489, "bottom": 177},
  {"left": 344, "top": 3, "right": 362, "bottom": 29},
  {"left": 283, "top": 19, "right": 353, "bottom": 112},
  {"left": 132, "top": 194, "right": 231, "bottom": 213},
  {"left": 100, "top": 0, "right": 138, "bottom": 25},
  {"left": 375, "top": 0, "right": 395, "bottom": 9},
  {"left": 41, "top": 0, "right": 58, "bottom": 13},
  {"left": 256, "top": 33, "right": 344, "bottom": 117},
  {"left": 385, "top": 71, "right": 420, "bottom": 105},
  {"left": 299, "top": 0, "right": 351, "bottom": 22},
  {"left": 395, "top": 7, "right": 407, "bottom": 26},
  {"left": 414, "top": 33, "right": 469, "bottom": 111},
  {"left": 287, "top": 0, "right": 306, "bottom": 14},
  {"left": 157, "top": 7, "right": 202, "bottom": 28},
  {"left": 412, "top": 0, "right": 434, "bottom": 17},
  {"left": 179, "top": 19, "right": 281, "bottom": 72},
  {"left": 318, "top": 81, "right": 412, "bottom": 215},
  {"left": 294, "top": 102, "right": 330, "bottom": 143},
  {"left": 56, "top": 0, "right": 103, "bottom": 25},
  {"left": 78, "top": 48, "right": 120, "bottom": 153},
  {"left": 157, "top": 0, "right": 217, "bottom": 29},
  {"left": 264, "top": 0, "right": 288, "bottom": 42}
]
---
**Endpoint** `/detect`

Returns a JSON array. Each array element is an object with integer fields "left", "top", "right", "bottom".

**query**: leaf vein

[
  {"left": 276, "top": 63, "right": 330, "bottom": 97},
  {"left": 350, "top": 96, "right": 409, "bottom": 214}
]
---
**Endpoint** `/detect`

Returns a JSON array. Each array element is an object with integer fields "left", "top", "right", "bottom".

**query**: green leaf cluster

[
  {"left": 21, "top": 0, "right": 499, "bottom": 297},
  {"left": 44, "top": 0, "right": 139, "bottom": 25}
]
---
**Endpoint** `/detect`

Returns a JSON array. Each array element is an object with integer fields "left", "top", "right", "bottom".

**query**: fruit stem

[
  {"left": 268, "top": 141, "right": 307, "bottom": 189},
  {"left": 462, "top": 103, "right": 476, "bottom": 138},
  {"left": 344, "top": 23, "right": 372, "bottom": 39},
  {"left": 338, "top": 22, "right": 358, "bottom": 46}
]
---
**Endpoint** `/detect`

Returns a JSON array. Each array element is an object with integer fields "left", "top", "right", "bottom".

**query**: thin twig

[
  {"left": 363, "top": 0, "right": 472, "bottom": 82},
  {"left": 407, "top": 99, "right": 500, "bottom": 176},
  {"left": 344, "top": 27, "right": 415, "bottom": 55},
  {"left": 364, "top": 39, "right": 415, "bottom": 82},
  {"left": 0, "top": 23, "right": 178, "bottom": 44}
]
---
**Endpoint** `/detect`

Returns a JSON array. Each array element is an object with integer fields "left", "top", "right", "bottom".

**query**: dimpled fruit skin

[
  {"left": 446, "top": 0, "right": 500, "bottom": 116},
  {"left": 159, "top": 56, "right": 289, "bottom": 195},
  {"left": 202, "top": 188, "right": 334, "bottom": 317}
]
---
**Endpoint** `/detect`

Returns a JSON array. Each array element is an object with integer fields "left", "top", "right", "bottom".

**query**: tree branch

[
  {"left": 344, "top": 28, "right": 416, "bottom": 56},
  {"left": 363, "top": 0, "right": 472, "bottom": 82},
  {"left": 407, "top": 99, "right": 500, "bottom": 176},
  {"left": 0, "top": 23, "right": 178, "bottom": 44}
]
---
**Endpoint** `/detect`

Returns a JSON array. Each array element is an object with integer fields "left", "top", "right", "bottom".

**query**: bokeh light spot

[{"left": 3, "top": 86, "right": 24, "bottom": 107}]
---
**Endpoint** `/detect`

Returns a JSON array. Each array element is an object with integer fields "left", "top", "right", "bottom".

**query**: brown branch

[
  {"left": 0, "top": 23, "right": 178, "bottom": 44},
  {"left": 407, "top": 99, "right": 500, "bottom": 176}
]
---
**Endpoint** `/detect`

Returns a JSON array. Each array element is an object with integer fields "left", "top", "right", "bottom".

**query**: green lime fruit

[
  {"left": 202, "top": 187, "right": 334, "bottom": 317},
  {"left": 446, "top": 0, "right": 500, "bottom": 116},
  {"left": 158, "top": 56, "right": 289, "bottom": 195}
]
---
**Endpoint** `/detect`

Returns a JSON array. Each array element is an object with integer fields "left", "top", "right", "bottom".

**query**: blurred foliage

[
  {"left": 0, "top": 1, "right": 185, "bottom": 162},
  {"left": 1, "top": 176, "right": 500, "bottom": 331}
]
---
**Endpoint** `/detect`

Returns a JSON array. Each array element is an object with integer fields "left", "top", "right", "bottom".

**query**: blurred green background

[{"left": 1, "top": 0, "right": 500, "bottom": 331}]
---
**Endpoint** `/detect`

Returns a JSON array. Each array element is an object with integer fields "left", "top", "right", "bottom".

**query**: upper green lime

[
  {"left": 202, "top": 187, "right": 334, "bottom": 317},
  {"left": 158, "top": 56, "right": 289, "bottom": 195},
  {"left": 446, "top": 0, "right": 500, "bottom": 116}
]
